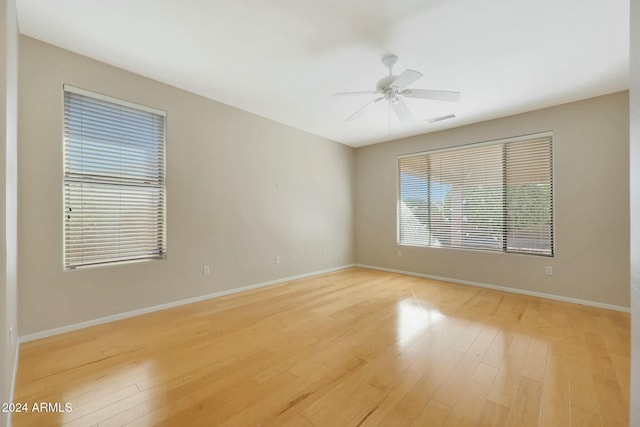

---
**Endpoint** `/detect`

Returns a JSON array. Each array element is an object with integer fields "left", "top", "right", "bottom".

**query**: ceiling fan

[{"left": 335, "top": 54, "right": 461, "bottom": 122}]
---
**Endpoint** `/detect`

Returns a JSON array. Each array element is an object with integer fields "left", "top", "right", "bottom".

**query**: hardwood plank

[
  {"left": 482, "top": 332, "right": 512, "bottom": 369},
  {"left": 281, "top": 415, "right": 315, "bottom": 427},
  {"left": 567, "top": 352, "right": 601, "bottom": 416},
  {"left": 441, "top": 363, "right": 499, "bottom": 426},
  {"left": 583, "top": 332, "right": 628, "bottom": 426},
  {"left": 608, "top": 353, "right": 630, "bottom": 408},
  {"left": 571, "top": 405, "right": 602, "bottom": 427},
  {"left": 521, "top": 337, "right": 549, "bottom": 382},
  {"left": 369, "top": 373, "right": 438, "bottom": 427},
  {"left": 486, "top": 334, "right": 530, "bottom": 407},
  {"left": 506, "top": 377, "right": 543, "bottom": 427},
  {"left": 539, "top": 353, "right": 570, "bottom": 427},
  {"left": 432, "top": 353, "right": 483, "bottom": 407},
  {"left": 98, "top": 394, "right": 196, "bottom": 427},
  {"left": 466, "top": 324, "right": 499, "bottom": 360},
  {"left": 218, "top": 364, "right": 338, "bottom": 426},
  {"left": 475, "top": 400, "right": 510, "bottom": 427},
  {"left": 411, "top": 400, "right": 451, "bottom": 427}
]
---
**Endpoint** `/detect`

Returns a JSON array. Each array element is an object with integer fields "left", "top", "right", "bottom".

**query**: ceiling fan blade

[
  {"left": 345, "top": 97, "right": 384, "bottom": 122},
  {"left": 392, "top": 98, "right": 414, "bottom": 122},
  {"left": 333, "top": 91, "right": 380, "bottom": 97},
  {"left": 391, "top": 69, "right": 423, "bottom": 91},
  {"left": 401, "top": 89, "right": 461, "bottom": 102}
]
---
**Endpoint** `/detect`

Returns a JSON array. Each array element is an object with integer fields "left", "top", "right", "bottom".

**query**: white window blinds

[
  {"left": 398, "top": 133, "right": 553, "bottom": 256},
  {"left": 63, "top": 85, "right": 167, "bottom": 269}
]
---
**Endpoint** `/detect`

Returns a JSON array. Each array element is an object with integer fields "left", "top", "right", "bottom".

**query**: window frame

[
  {"left": 62, "top": 84, "right": 167, "bottom": 270},
  {"left": 397, "top": 131, "right": 554, "bottom": 257}
]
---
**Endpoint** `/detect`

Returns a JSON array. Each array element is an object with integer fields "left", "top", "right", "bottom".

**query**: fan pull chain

[{"left": 388, "top": 100, "right": 391, "bottom": 139}]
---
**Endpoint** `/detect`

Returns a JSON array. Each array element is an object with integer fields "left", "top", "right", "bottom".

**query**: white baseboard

[
  {"left": 19, "top": 264, "right": 356, "bottom": 343},
  {"left": 356, "top": 264, "right": 631, "bottom": 313}
]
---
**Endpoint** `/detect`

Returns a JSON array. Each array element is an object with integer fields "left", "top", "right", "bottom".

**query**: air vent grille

[{"left": 427, "top": 113, "right": 457, "bottom": 123}]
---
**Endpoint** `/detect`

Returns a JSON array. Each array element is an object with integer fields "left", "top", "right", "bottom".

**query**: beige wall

[
  {"left": 355, "top": 92, "right": 630, "bottom": 308},
  {"left": 18, "top": 36, "right": 354, "bottom": 336},
  {"left": 630, "top": 0, "right": 639, "bottom": 421},
  {"left": 1, "top": 0, "right": 18, "bottom": 425}
]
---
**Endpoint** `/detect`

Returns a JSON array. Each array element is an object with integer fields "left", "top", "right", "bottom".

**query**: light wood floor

[{"left": 13, "top": 267, "right": 630, "bottom": 426}]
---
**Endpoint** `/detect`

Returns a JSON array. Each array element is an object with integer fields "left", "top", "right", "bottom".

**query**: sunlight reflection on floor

[{"left": 396, "top": 297, "right": 443, "bottom": 348}]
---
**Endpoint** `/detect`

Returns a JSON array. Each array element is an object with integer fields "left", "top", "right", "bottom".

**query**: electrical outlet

[
  {"left": 203, "top": 265, "right": 210, "bottom": 275},
  {"left": 323, "top": 249, "right": 327, "bottom": 257},
  {"left": 397, "top": 249, "right": 402, "bottom": 257},
  {"left": 275, "top": 256, "right": 281, "bottom": 264},
  {"left": 545, "top": 266, "right": 553, "bottom": 276}
]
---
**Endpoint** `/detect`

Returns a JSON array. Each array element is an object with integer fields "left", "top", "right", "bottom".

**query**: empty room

[{"left": 2, "top": 0, "right": 639, "bottom": 426}]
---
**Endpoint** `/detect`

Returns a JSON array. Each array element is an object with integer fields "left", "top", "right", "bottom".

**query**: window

[
  {"left": 398, "top": 133, "right": 553, "bottom": 256},
  {"left": 63, "top": 85, "right": 166, "bottom": 269}
]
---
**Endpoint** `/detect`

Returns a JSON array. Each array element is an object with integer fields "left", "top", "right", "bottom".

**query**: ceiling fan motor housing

[{"left": 381, "top": 54, "right": 398, "bottom": 69}]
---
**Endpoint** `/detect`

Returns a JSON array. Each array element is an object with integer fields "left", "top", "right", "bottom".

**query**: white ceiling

[{"left": 16, "top": 0, "right": 629, "bottom": 147}]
